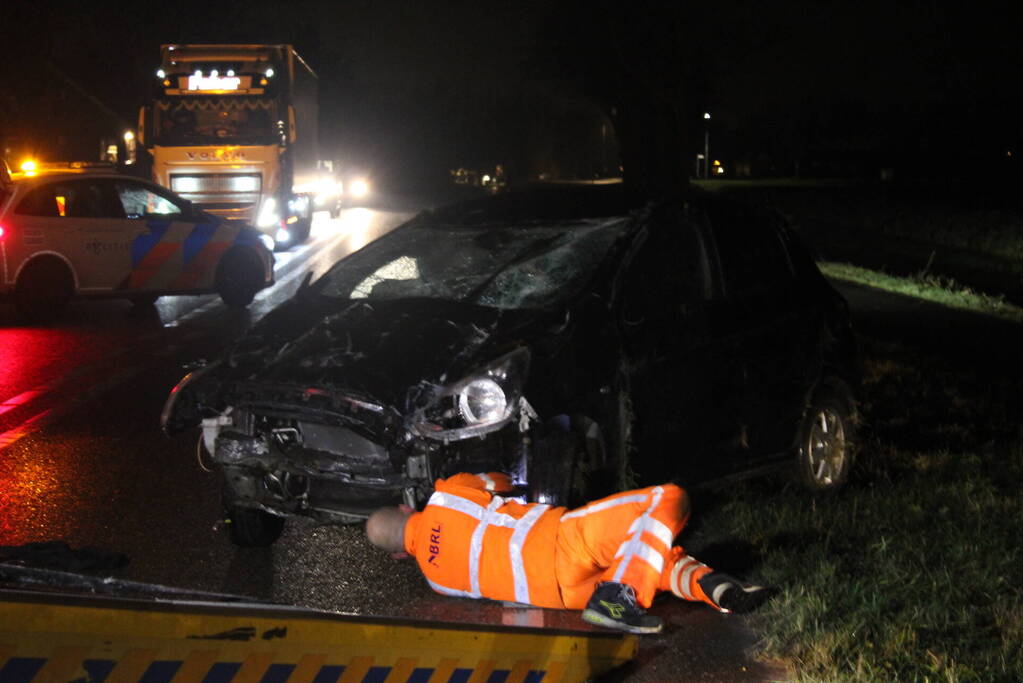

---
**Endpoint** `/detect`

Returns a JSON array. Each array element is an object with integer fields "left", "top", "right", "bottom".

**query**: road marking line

[
  {"left": 0, "top": 363, "right": 145, "bottom": 452},
  {"left": 0, "top": 390, "right": 44, "bottom": 417},
  {"left": 0, "top": 409, "right": 54, "bottom": 450}
]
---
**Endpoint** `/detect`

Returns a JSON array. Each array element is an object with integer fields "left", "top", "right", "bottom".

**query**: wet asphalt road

[{"left": 4, "top": 194, "right": 1018, "bottom": 681}]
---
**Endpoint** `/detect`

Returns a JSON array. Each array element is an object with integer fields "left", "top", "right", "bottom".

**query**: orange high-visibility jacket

[{"left": 404, "top": 472, "right": 568, "bottom": 609}]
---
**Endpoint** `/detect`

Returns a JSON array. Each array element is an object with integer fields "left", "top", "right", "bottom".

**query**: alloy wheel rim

[{"left": 807, "top": 407, "right": 846, "bottom": 486}]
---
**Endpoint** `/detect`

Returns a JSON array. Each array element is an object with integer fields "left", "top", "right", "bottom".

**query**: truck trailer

[{"left": 138, "top": 44, "right": 319, "bottom": 249}]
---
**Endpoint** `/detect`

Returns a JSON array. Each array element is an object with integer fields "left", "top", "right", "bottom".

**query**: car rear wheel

[
  {"left": 216, "top": 248, "right": 264, "bottom": 308},
  {"left": 226, "top": 506, "right": 286, "bottom": 547},
  {"left": 797, "top": 378, "right": 857, "bottom": 492},
  {"left": 14, "top": 256, "right": 74, "bottom": 322}
]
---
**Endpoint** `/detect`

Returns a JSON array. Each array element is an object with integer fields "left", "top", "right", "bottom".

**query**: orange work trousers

[{"left": 555, "top": 483, "right": 700, "bottom": 609}]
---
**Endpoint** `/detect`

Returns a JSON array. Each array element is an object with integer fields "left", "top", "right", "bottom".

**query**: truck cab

[{"left": 139, "top": 45, "right": 319, "bottom": 250}]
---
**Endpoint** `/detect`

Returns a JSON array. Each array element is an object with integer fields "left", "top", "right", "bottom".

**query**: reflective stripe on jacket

[{"left": 404, "top": 473, "right": 567, "bottom": 609}]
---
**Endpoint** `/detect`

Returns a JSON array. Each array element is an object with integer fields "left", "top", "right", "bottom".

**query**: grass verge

[
  {"left": 686, "top": 335, "right": 1023, "bottom": 681},
  {"left": 819, "top": 261, "right": 1023, "bottom": 324}
]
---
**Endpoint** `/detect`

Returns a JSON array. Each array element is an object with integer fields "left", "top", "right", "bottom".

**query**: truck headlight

[
  {"left": 257, "top": 197, "right": 279, "bottom": 227},
  {"left": 412, "top": 348, "right": 530, "bottom": 441}
]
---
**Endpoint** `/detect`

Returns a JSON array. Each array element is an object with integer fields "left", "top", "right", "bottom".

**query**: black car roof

[{"left": 427, "top": 182, "right": 641, "bottom": 225}]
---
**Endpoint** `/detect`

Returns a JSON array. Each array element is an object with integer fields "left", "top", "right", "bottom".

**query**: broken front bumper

[{"left": 214, "top": 416, "right": 529, "bottom": 521}]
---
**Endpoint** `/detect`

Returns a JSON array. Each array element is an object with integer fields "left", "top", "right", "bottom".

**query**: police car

[{"left": 0, "top": 160, "right": 275, "bottom": 321}]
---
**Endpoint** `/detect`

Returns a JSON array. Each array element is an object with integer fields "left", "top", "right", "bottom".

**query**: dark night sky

[{"left": 2, "top": 0, "right": 1020, "bottom": 182}]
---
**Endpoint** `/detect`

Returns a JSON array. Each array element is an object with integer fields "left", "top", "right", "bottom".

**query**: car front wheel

[
  {"left": 216, "top": 248, "right": 264, "bottom": 308},
  {"left": 529, "top": 429, "right": 580, "bottom": 507},
  {"left": 529, "top": 416, "right": 617, "bottom": 508},
  {"left": 797, "top": 378, "right": 857, "bottom": 492}
]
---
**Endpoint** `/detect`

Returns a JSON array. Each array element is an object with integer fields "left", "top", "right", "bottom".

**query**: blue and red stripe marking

[{"left": 120, "top": 220, "right": 257, "bottom": 290}]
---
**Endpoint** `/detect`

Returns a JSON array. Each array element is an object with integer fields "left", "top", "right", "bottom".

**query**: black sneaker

[
  {"left": 581, "top": 581, "right": 664, "bottom": 634},
  {"left": 697, "top": 572, "right": 774, "bottom": 614}
]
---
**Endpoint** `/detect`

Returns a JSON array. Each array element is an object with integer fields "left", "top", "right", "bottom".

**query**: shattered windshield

[{"left": 317, "top": 217, "right": 631, "bottom": 310}]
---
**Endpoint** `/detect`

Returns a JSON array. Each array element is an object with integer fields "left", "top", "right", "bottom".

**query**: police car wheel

[
  {"left": 226, "top": 505, "right": 286, "bottom": 547},
  {"left": 216, "top": 248, "right": 263, "bottom": 308},
  {"left": 14, "top": 257, "right": 74, "bottom": 322}
]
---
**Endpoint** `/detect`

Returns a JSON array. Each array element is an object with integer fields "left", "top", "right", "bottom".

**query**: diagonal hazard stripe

[
  {"left": 104, "top": 649, "right": 158, "bottom": 683},
  {"left": 182, "top": 223, "right": 219, "bottom": 265},
  {"left": 131, "top": 222, "right": 170, "bottom": 267},
  {"left": 130, "top": 242, "right": 179, "bottom": 289},
  {"left": 338, "top": 657, "right": 373, "bottom": 682},
  {"left": 175, "top": 649, "right": 221, "bottom": 681},
  {"left": 169, "top": 241, "right": 229, "bottom": 289},
  {"left": 34, "top": 647, "right": 91, "bottom": 682}
]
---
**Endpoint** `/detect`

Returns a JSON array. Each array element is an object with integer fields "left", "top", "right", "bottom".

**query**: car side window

[
  {"left": 15, "top": 180, "right": 106, "bottom": 218},
  {"left": 704, "top": 201, "right": 793, "bottom": 298},
  {"left": 114, "top": 182, "right": 186, "bottom": 219},
  {"left": 620, "top": 207, "right": 711, "bottom": 323}
]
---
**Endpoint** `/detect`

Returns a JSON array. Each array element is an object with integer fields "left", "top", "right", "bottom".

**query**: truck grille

[{"left": 170, "top": 173, "right": 261, "bottom": 194}]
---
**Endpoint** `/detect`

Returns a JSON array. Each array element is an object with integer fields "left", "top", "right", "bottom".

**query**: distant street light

[
  {"left": 703, "top": 113, "right": 711, "bottom": 180},
  {"left": 123, "top": 130, "right": 137, "bottom": 165}
]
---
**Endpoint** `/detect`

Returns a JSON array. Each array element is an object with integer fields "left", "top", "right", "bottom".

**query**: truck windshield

[{"left": 152, "top": 98, "right": 278, "bottom": 145}]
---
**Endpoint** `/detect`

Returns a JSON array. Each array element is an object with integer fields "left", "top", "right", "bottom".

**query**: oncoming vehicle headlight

[
  {"left": 314, "top": 177, "right": 341, "bottom": 205},
  {"left": 257, "top": 197, "right": 279, "bottom": 227},
  {"left": 349, "top": 178, "right": 370, "bottom": 198},
  {"left": 412, "top": 348, "right": 530, "bottom": 441}
]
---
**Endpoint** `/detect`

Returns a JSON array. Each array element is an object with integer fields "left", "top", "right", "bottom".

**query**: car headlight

[
  {"left": 412, "top": 348, "right": 530, "bottom": 441},
  {"left": 459, "top": 378, "right": 506, "bottom": 424}
]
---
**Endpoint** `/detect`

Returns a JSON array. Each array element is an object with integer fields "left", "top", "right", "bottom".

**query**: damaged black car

[{"left": 161, "top": 185, "right": 859, "bottom": 546}]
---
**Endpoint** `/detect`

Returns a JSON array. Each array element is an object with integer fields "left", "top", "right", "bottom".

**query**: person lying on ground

[{"left": 365, "top": 472, "right": 772, "bottom": 634}]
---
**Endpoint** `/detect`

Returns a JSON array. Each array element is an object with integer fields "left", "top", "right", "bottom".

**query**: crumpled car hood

[{"left": 222, "top": 296, "right": 554, "bottom": 408}]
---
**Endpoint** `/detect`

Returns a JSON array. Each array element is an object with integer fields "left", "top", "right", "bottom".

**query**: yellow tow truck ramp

[{"left": 0, "top": 589, "right": 637, "bottom": 682}]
